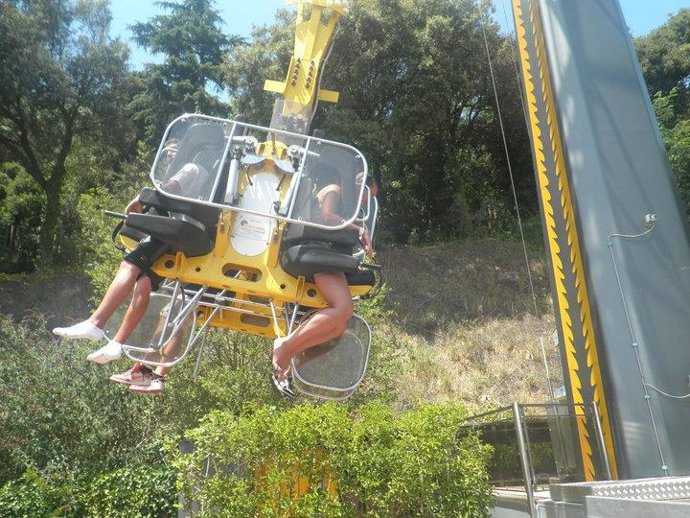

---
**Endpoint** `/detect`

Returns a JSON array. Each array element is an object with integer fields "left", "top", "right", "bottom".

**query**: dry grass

[{"left": 372, "top": 239, "right": 563, "bottom": 412}]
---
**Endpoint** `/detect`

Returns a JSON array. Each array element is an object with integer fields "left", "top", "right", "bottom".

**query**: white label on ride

[
  {"left": 235, "top": 215, "right": 270, "bottom": 242},
  {"left": 231, "top": 172, "right": 280, "bottom": 256}
]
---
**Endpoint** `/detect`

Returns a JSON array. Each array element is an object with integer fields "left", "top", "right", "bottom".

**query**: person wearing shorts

[{"left": 53, "top": 140, "right": 211, "bottom": 364}]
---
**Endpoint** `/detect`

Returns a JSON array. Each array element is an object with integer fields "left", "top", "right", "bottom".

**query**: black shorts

[{"left": 124, "top": 237, "right": 169, "bottom": 290}]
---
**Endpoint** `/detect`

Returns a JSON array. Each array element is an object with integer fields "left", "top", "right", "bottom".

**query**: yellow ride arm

[{"left": 263, "top": 0, "right": 348, "bottom": 119}]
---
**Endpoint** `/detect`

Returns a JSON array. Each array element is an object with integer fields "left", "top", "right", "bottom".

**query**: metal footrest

[{"left": 290, "top": 314, "right": 371, "bottom": 400}]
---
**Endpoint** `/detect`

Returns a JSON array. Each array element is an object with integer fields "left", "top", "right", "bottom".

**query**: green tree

[
  {"left": 636, "top": 9, "right": 690, "bottom": 99},
  {"left": 0, "top": 164, "right": 43, "bottom": 272},
  {"left": 636, "top": 9, "right": 690, "bottom": 211},
  {"left": 129, "top": 0, "right": 240, "bottom": 145},
  {"left": 226, "top": 0, "right": 533, "bottom": 243},
  {"left": 0, "top": 0, "right": 131, "bottom": 266},
  {"left": 321, "top": 0, "right": 533, "bottom": 242},
  {"left": 224, "top": 9, "right": 295, "bottom": 125}
]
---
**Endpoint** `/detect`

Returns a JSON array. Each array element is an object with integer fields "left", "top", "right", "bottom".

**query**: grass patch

[{"left": 373, "top": 238, "right": 562, "bottom": 410}]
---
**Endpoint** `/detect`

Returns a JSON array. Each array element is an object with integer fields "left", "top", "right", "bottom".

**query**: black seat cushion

[
  {"left": 138, "top": 187, "right": 220, "bottom": 233},
  {"left": 281, "top": 244, "right": 374, "bottom": 286},
  {"left": 125, "top": 213, "right": 213, "bottom": 257},
  {"left": 344, "top": 269, "right": 376, "bottom": 287},
  {"left": 118, "top": 223, "right": 149, "bottom": 243},
  {"left": 282, "top": 223, "right": 360, "bottom": 250}
]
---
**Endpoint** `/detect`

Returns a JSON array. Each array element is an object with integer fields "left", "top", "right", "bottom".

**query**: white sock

[
  {"left": 86, "top": 340, "right": 122, "bottom": 364},
  {"left": 53, "top": 320, "right": 104, "bottom": 341}
]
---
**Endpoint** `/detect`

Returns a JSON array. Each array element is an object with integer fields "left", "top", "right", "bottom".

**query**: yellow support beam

[{"left": 264, "top": 0, "right": 347, "bottom": 118}]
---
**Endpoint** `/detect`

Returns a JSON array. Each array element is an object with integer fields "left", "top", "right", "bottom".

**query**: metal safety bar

[{"left": 459, "top": 401, "right": 613, "bottom": 516}]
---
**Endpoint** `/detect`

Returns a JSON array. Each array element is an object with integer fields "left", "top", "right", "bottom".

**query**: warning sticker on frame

[{"left": 235, "top": 215, "right": 269, "bottom": 241}]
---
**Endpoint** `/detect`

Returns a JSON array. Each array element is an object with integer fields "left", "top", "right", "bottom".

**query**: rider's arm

[
  {"left": 125, "top": 196, "right": 143, "bottom": 214},
  {"left": 321, "top": 188, "right": 374, "bottom": 257}
]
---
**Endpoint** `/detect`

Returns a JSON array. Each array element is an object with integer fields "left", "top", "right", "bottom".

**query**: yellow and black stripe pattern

[{"left": 512, "top": 0, "right": 618, "bottom": 480}]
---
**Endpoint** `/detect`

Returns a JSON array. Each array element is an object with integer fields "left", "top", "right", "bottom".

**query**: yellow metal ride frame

[{"left": 113, "top": 1, "right": 377, "bottom": 395}]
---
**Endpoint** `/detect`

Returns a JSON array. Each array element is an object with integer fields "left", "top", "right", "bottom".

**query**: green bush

[
  {"left": 0, "top": 466, "right": 176, "bottom": 518},
  {"left": 172, "top": 402, "right": 493, "bottom": 517},
  {"left": 79, "top": 465, "right": 176, "bottom": 517},
  {"left": 0, "top": 314, "right": 168, "bottom": 484},
  {"left": 0, "top": 312, "right": 285, "bottom": 516},
  {"left": 0, "top": 471, "right": 65, "bottom": 518}
]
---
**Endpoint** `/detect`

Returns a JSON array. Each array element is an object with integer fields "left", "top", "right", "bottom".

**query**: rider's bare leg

[
  {"left": 89, "top": 261, "right": 143, "bottom": 329},
  {"left": 53, "top": 260, "right": 143, "bottom": 342},
  {"left": 112, "top": 274, "right": 153, "bottom": 344},
  {"left": 84, "top": 263, "right": 151, "bottom": 363},
  {"left": 154, "top": 334, "right": 183, "bottom": 377},
  {"left": 272, "top": 271, "right": 353, "bottom": 378}
]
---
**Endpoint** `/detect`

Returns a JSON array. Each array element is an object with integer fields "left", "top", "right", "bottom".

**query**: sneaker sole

[
  {"left": 271, "top": 373, "right": 296, "bottom": 399},
  {"left": 86, "top": 353, "right": 122, "bottom": 364},
  {"left": 53, "top": 332, "right": 104, "bottom": 341},
  {"left": 109, "top": 376, "right": 151, "bottom": 387},
  {"left": 129, "top": 386, "right": 163, "bottom": 394}
]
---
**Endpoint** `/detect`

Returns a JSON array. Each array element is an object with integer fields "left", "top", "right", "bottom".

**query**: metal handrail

[{"left": 460, "top": 401, "right": 613, "bottom": 517}]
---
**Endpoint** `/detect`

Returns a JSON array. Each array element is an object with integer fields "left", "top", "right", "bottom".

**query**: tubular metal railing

[{"left": 459, "top": 402, "right": 612, "bottom": 517}]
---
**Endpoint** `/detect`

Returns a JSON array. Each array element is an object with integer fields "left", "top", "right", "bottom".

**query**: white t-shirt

[{"left": 168, "top": 163, "right": 209, "bottom": 199}]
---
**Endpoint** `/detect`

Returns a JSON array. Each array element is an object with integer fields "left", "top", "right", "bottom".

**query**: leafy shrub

[
  {"left": 0, "top": 466, "right": 176, "bottom": 518},
  {"left": 172, "top": 402, "right": 493, "bottom": 517},
  {"left": 0, "top": 311, "right": 287, "bottom": 516},
  {"left": 0, "top": 314, "right": 169, "bottom": 484},
  {"left": 79, "top": 465, "right": 176, "bottom": 517},
  {"left": 0, "top": 470, "right": 65, "bottom": 518}
]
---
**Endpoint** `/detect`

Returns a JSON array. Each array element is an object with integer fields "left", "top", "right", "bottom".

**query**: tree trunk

[{"left": 39, "top": 181, "right": 61, "bottom": 266}]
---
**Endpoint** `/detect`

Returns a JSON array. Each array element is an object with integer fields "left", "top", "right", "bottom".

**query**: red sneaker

[
  {"left": 130, "top": 374, "right": 165, "bottom": 395},
  {"left": 109, "top": 364, "right": 152, "bottom": 386}
]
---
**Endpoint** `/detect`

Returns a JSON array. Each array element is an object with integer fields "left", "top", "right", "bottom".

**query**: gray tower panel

[{"left": 537, "top": 0, "right": 690, "bottom": 478}]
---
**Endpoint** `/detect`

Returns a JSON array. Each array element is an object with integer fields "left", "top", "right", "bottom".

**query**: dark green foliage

[
  {"left": 129, "top": 0, "right": 239, "bottom": 146},
  {"left": 318, "top": 0, "right": 535, "bottom": 244},
  {"left": 0, "top": 305, "right": 297, "bottom": 515},
  {"left": 635, "top": 9, "right": 690, "bottom": 97},
  {"left": 224, "top": 9, "right": 296, "bottom": 125},
  {"left": 0, "top": 314, "right": 162, "bottom": 483},
  {"left": 173, "top": 402, "right": 493, "bottom": 517},
  {"left": 636, "top": 9, "right": 690, "bottom": 213},
  {"left": 0, "top": 313, "right": 179, "bottom": 515},
  {"left": 0, "top": 164, "right": 43, "bottom": 272},
  {"left": 0, "top": 466, "right": 176, "bottom": 518},
  {"left": 78, "top": 465, "right": 176, "bottom": 517},
  {"left": 0, "top": 0, "right": 132, "bottom": 266}
]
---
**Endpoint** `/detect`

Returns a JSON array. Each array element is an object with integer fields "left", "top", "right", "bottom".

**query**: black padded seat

[
  {"left": 118, "top": 224, "right": 149, "bottom": 243},
  {"left": 345, "top": 269, "right": 376, "bottom": 287},
  {"left": 278, "top": 172, "right": 373, "bottom": 286},
  {"left": 282, "top": 224, "right": 359, "bottom": 250},
  {"left": 138, "top": 188, "right": 220, "bottom": 233},
  {"left": 281, "top": 244, "right": 375, "bottom": 286},
  {"left": 126, "top": 213, "right": 213, "bottom": 257},
  {"left": 117, "top": 187, "right": 220, "bottom": 258}
]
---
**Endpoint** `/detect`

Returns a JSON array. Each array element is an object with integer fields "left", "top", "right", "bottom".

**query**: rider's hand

[
  {"left": 125, "top": 196, "right": 143, "bottom": 214},
  {"left": 359, "top": 227, "right": 373, "bottom": 258}
]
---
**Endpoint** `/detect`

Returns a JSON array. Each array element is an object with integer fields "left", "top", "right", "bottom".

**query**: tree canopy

[
  {"left": 636, "top": 8, "right": 690, "bottom": 211},
  {"left": 129, "top": 0, "right": 239, "bottom": 145},
  {"left": 0, "top": 0, "right": 688, "bottom": 268},
  {"left": 0, "top": 0, "right": 130, "bottom": 266}
]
